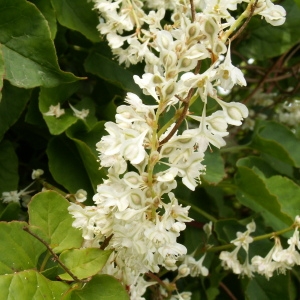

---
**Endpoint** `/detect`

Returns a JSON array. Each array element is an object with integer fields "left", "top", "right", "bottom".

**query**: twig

[
  {"left": 229, "top": 0, "right": 258, "bottom": 43},
  {"left": 158, "top": 61, "right": 202, "bottom": 148},
  {"left": 189, "top": 0, "right": 195, "bottom": 22},
  {"left": 219, "top": 282, "right": 238, "bottom": 300},
  {"left": 23, "top": 226, "right": 87, "bottom": 282},
  {"left": 146, "top": 272, "right": 172, "bottom": 295},
  {"left": 243, "top": 57, "right": 282, "bottom": 104},
  {"left": 100, "top": 234, "right": 113, "bottom": 250}
]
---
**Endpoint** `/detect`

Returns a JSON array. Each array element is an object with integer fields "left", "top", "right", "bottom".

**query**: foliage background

[{"left": 0, "top": 0, "right": 300, "bottom": 299}]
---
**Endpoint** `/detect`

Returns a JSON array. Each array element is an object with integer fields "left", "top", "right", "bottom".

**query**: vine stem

[
  {"left": 23, "top": 226, "right": 87, "bottom": 282},
  {"left": 219, "top": 144, "right": 251, "bottom": 153},
  {"left": 221, "top": 0, "right": 258, "bottom": 43},
  {"left": 189, "top": 0, "right": 195, "bottom": 22},
  {"left": 206, "top": 225, "right": 295, "bottom": 253},
  {"left": 158, "top": 61, "right": 202, "bottom": 148},
  {"left": 38, "top": 179, "right": 77, "bottom": 203},
  {"left": 179, "top": 199, "right": 218, "bottom": 223}
]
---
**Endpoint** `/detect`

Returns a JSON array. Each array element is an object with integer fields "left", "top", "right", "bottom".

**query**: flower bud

[
  {"left": 75, "top": 189, "right": 87, "bottom": 202},
  {"left": 31, "top": 169, "right": 44, "bottom": 179},
  {"left": 178, "top": 264, "right": 190, "bottom": 277}
]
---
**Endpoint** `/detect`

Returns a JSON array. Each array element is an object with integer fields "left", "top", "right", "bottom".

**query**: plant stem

[
  {"left": 23, "top": 226, "right": 87, "bottom": 282},
  {"left": 39, "top": 251, "right": 52, "bottom": 272},
  {"left": 207, "top": 225, "right": 295, "bottom": 253},
  {"left": 179, "top": 199, "right": 218, "bottom": 222},
  {"left": 219, "top": 144, "right": 251, "bottom": 153},
  {"left": 38, "top": 179, "right": 76, "bottom": 202},
  {"left": 221, "top": 0, "right": 258, "bottom": 43}
]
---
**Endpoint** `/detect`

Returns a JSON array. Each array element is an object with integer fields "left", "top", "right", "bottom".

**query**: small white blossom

[
  {"left": 74, "top": 189, "right": 88, "bottom": 202},
  {"left": 43, "top": 103, "right": 65, "bottom": 118},
  {"left": 1, "top": 191, "right": 22, "bottom": 204},
  {"left": 31, "top": 169, "right": 44, "bottom": 180},
  {"left": 69, "top": 103, "right": 89, "bottom": 120}
]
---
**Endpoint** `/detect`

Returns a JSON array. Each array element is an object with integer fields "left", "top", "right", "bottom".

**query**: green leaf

[
  {"left": 84, "top": 43, "right": 142, "bottom": 96},
  {"left": 59, "top": 248, "right": 112, "bottom": 281},
  {"left": 238, "top": 0, "right": 300, "bottom": 60},
  {"left": 39, "top": 82, "right": 80, "bottom": 135},
  {"left": 201, "top": 149, "right": 225, "bottom": 184},
  {"left": 0, "top": 140, "right": 19, "bottom": 194},
  {"left": 0, "top": 46, "right": 4, "bottom": 101},
  {"left": 235, "top": 162, "right": 293, "bottom": 231},
  {"left": 25, "top": 88, "right": 47, "bottom": 127},
  {"left": 251, "top": 120, "right": 300, "bottom": 168},
  {"left": 51, "top": 0, "right": 100, "bottom": 42},
  {"left": 214, "top": 219, "right": 245, "bottom": 243},
  {"left": 66, "top": 123, "right": 106, "bottom": 193},
  {"left": 245, "top": 274, "right": 294, "bottom": 300},
  {"left": 235, "top": 156, "right": 278, "bottom": 179},
  {"left": 264, "top": 175, "right": 300, "bottom": 220},
  {"left": 0, "top": 0, "right": 78, "bottom": 89},
  {"left": 0, "top": 81, "right": 31, "bottom": 140},
  {"left": 0, "top": 270, "right": 69, "bottom": 300},
  {"left": 0, "top": 222, "right": 46, "bottom": 275},
  {"left": 47, "top": 135, "right": 97, "bottom": 196},
  {"left": 260, "top": 153, "right": 295, "bottom": 179},
  {"left": 30, "top": 0, "right": 57, "bottom": 39},
  {"left": 0, "top": 202, "right": 21, "bottom": 221},
  {"left": 69, "top": 275, "right": 129, "bottom": 300},
  {"left": 67, "top": 121, "right": 106, "bottom": 157},
  {"left": 204, "top": 186, "right": 235, "bottom": 218},
  {"left": 28, "top": 191, "right": 83, "bottom": 253}
]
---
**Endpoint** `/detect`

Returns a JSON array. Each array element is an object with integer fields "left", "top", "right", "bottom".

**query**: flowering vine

[{"left": 67, "top": 0, "right": 288, "bottom": 298}]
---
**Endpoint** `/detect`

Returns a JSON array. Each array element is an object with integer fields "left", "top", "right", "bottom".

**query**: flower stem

[
  {"left": 219, "top": 144, "right": 251, "bottom": 153},
  {"left": 207, "top": 225, "right": 295, "bottom": 253},
  {"left": 179, "top": 198, "right": 218, "bottom": 222},
  {"left": 221, "top": 0, "right": 258, "bottom": 43},
  {"left": 23, "top": 226, "right": 87, "bottom": 282}
]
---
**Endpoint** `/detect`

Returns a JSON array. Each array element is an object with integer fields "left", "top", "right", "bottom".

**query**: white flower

[
  {"left": 214, "top": 98, "right": 249, "bottom": 126},
  {"left": 171, "top": 291, "right": 192, "bottom": 300},
  {"left": 31, "top": 169, "right": 44, "bottom": 180},
  {"left": 231, "top": 220, "right": 255, "bottom": 252},
  {"left": 251, "top": 237, "right": 284, "bottom": 280},
  {"left": 43, "top": 103, "right": 65, "bottom": 118},
  {"left": 121, "top": 129, "right": 148, "bottom": 164},
  {"left": 68, "top": 203, "right": 95, "bottom": 238},
  {"left": 1, "top": 191, "right": 22, "bottom": 204},
  {"left": 166, "top": 152, "right": 205, "bottom": 191},
  {"left": 214, "top": 43, "right": 246, "bottom": 91},
  {"left": 183, "top": 254, "right": 209, "bottom": 277},
  {"left": 219, "top": 247, "right": 242, "bottom": 274},
  {"left": 178, "top": 264, "right": 190, "bottom": 277},
  {"left": 272, "top": 228, "right": 300, "bottom": 266},
  {"left": 180, "top": 67, "right": 217, "bottom": 102},
  {"left": 259, "top": 0, "right": 286, "bottom": 26},
  {"left": 189, "top": 105, "right": 227, "bottom": 152},
  {"left": 295, "top": 215, "right": 300, "bottom": 228},
  {"left": 220, "top": 220, "right": 255, "bottom": 276},
  {"left": 203, "top": 221, "right": 213, "bottom": 238},
  {"left": 1, "top": 182, "right": 35, "bottom": 204},
  {"left": 69, "top": 103, "right": 89, "bottom": 120},
  {"left": 74, "top": 189, "right": 87, "bottom": 202},
  {"left": 96, "top": 122, "right": 124, "bottom": 157},
  {"left": 129, "top": 276, "right": 157, "bottom": 300}
]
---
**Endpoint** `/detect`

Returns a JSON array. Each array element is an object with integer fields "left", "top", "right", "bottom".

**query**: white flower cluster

[
  {"left": 1, "top": 169, "right": 43, "bottom": 206},
  {"left": 43, "top": 103, "right": 89, "bottom": 119},
  {"left": 68, "top": 0, "right": 286, "bottom": 298},
  {"left": 220, "top": 217, "right": 300, "bottom": 279},
  {"left": 95, "top": 0, "right": 285, "bottom": 68},
  {"left": 277, "top": 99, "right": 300, "bottom": 128}
]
